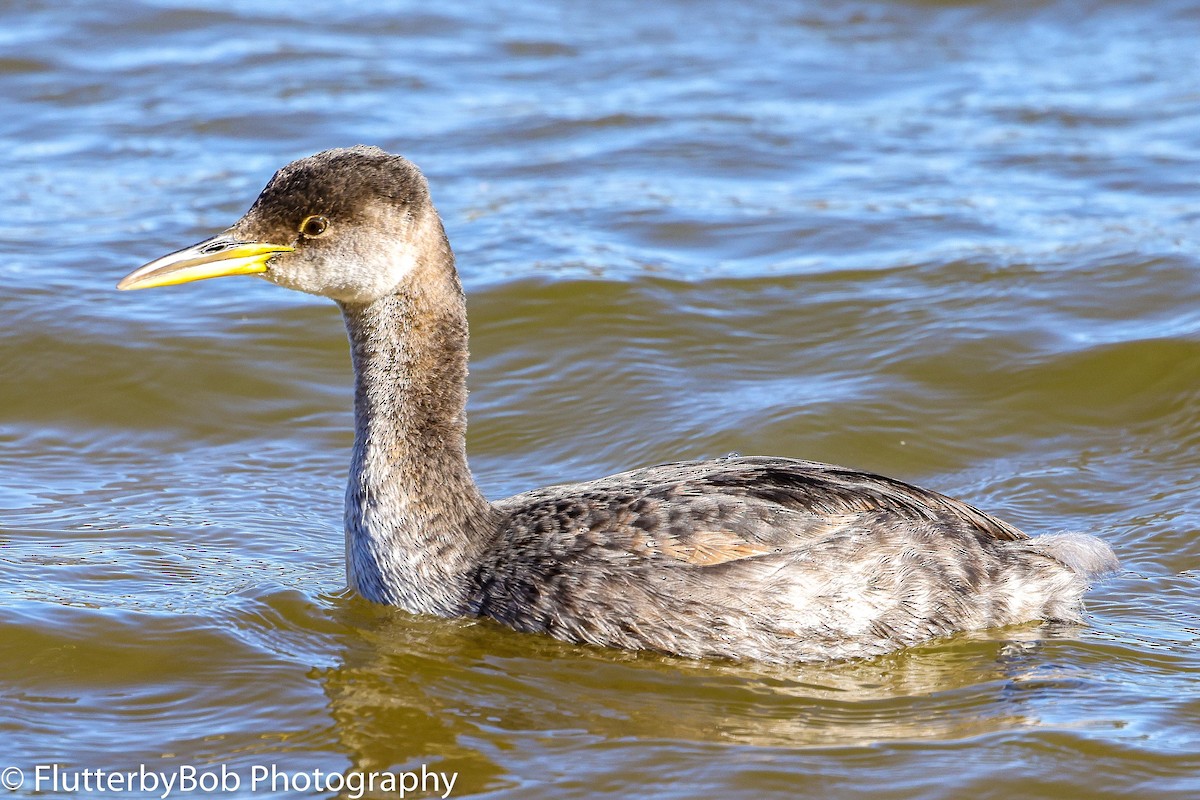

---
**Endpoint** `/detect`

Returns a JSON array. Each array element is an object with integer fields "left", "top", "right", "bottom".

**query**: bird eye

[{"left": 299, "top": 215, "right": 329, "bottom": 238}]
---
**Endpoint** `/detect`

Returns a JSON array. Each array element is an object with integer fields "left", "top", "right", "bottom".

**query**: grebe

[{"left": 119, "top": 147, "right": 1117, "bottom": 663}]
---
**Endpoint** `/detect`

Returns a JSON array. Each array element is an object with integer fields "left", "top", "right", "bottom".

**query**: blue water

[{"left": 3, "top": 1, "right": 1200, "bottom": 798}]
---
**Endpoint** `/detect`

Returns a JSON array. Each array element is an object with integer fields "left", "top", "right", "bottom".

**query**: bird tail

[{"left": 1027, "top": 532, "right": 1119, "bottom": 582}]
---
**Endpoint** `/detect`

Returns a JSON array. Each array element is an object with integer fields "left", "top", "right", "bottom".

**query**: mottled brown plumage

[{"left": 120, "top": 146, "right": 1118, "bottom": 663}]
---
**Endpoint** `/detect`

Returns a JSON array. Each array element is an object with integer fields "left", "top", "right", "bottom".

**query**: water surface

[{"left": 3, "top": 1, "right": 1199, "bottom": 798}]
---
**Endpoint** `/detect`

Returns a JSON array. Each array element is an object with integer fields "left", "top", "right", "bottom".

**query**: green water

[{"left": 2, "top": 1, "right": 1199, "bottom": 798}]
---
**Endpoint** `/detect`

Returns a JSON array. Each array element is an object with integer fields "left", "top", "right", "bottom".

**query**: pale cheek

[
  {"left": 331, "top": 240, "right": 419, "bottom": 304},
  {"left": 260, "top": 227, "right": 421, "bottom": 304},
  {"left": 262, "top": 261, "right": 331, "bottom": 298}
]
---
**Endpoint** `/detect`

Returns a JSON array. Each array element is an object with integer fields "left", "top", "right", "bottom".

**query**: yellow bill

[{"left": 117, "top": 236, "right": 294, "bottom": 291}]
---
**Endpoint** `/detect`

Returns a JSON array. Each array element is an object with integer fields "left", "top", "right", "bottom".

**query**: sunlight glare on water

[{"left": 2, "top": 1, "right": 1199, "bottom": 798}]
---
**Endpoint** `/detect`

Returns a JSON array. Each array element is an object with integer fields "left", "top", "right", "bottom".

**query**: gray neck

[{"left": 338, "top": 259, "right": 494, "bottom": 613}]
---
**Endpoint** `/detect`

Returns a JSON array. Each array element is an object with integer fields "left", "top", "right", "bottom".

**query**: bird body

[
  {"left": 480, "top": 460, "right": 1115, "bottom": 663},
  {"left": 119, "top": 146, "right": 1117, "bottom": 663}
]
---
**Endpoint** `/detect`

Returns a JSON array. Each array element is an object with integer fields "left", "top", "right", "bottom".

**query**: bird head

[{"left": 118, "top": 146, "right": 446, "bottom": 305}]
